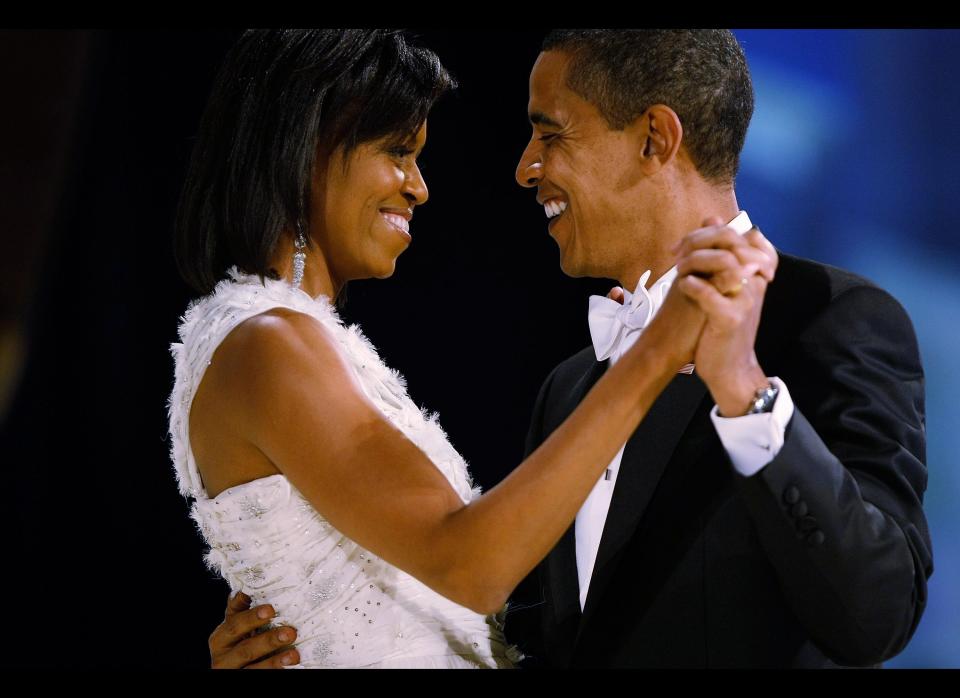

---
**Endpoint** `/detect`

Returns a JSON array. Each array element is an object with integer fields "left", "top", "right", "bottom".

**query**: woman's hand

[
  {"left": 674, "top": 217, "right": 779, "bottom": 415},
  {"left": 640, "top": 278, "right": 707, "bottom": 369}
]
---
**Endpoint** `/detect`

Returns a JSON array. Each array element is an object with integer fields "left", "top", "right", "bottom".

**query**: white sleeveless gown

[{"left": 167, "top": 267, "right": 519, "bottom": 668}]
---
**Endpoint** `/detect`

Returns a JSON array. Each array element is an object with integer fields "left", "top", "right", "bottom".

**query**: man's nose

[{"left": 515, "top": 141, "right": 543, "bottom": 188}]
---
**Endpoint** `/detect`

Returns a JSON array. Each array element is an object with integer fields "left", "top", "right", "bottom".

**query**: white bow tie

[
  {"left": 589, "top": 269, "right": 662, "bottom": 362},
  {"left": 588, "top": 267, "right": 694, "bottom": 373}
]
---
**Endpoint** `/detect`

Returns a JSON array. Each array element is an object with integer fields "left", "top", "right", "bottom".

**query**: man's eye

[{"left": 539, "top": 133, "right": 557, "bottom": 143}]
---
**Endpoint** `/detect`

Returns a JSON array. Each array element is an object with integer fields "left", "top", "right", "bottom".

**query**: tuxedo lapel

[
  {"left": 541, "top": 355, "right": 606, "bottom": 662},
  {"left": 577, "top": 371, "right": 709, "bottom": 637}
]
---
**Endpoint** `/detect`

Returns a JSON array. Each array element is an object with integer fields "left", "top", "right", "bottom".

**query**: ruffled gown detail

[{"left": 167, "top": 268, "right": 518, "bottom": 668}]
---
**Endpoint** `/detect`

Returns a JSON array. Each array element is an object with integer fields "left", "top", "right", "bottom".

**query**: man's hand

[
  {"left": 209, "top": 592, "right": 300, "bottom": 669},
  {"left": 622, "top": 217, "right": 771, "bottom": 371},
  {"left": 673, "top": 216, "right": 779, "bottom": 416}
]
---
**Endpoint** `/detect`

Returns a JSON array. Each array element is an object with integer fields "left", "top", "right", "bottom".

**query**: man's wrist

[{"left": 713, "top": 364, "right": 770, "bottom": 417}]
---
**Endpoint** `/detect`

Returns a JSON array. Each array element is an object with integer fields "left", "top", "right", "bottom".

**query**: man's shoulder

[
  {"left": 759, "top": 252, "right": 918, "bottom": 365},
  {"left": 765, "top": 251, "right": 910, "bottom": 325},
  {"left": 772, "top": 252, "right": 881, "bottom": 303}
]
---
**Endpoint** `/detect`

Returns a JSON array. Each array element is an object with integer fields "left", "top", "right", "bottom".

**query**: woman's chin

[
  {"left": 372, "top": 256, "right": 400, "bottom": 279},
  {"left": 357, "top": 246, "right": 406, "bottom": 280}
]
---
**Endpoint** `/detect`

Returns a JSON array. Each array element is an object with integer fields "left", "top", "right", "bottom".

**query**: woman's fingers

[{"left": 606, "top": 286, "right": 625, "bottom": 304}]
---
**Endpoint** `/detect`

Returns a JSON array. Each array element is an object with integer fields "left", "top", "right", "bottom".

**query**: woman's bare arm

[{"left": 200, "top": 280, "right": 698, "bottom": 616}]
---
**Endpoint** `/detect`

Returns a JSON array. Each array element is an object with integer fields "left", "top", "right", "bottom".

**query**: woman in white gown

[{"left": 169, "top": 29, "right": 767, "bottom": 668}]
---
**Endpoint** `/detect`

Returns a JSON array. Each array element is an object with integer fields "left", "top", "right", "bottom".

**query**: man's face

[{"left": 515, "top": 51, "right": 650, "bottom": 280}]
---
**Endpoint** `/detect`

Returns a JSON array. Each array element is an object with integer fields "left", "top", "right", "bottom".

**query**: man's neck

[{"left": 619, "top": 187, "right": 740, "bottom": 291}]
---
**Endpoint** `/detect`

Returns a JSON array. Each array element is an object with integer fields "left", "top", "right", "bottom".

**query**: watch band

[{"left": 746, "top": 383, "right": 779, "bottom": 415}]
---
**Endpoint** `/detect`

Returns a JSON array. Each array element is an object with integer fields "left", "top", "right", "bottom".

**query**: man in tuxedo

[
  {"left": 503, "top": 29, "right": 931, "bottom": 668},
  {"left": 207, "top": 29, "right": 931, "bottom": 668}
]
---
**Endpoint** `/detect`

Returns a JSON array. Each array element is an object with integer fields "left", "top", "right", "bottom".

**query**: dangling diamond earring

[{"left": 292, "top": 222, "right": 307, "bottom": 289}]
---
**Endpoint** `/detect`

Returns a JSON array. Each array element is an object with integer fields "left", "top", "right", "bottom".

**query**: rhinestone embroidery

[
  {"left": 309, "top": 576, "right": 338, "bottom": 607},
  {"left": 311, "top": 634, "right": 334, "bottom": 666},
  {"left": 243, "top": 566, "right": 265, "bottom": 585},
  {"left": 240, "top": 497, "right": 267, "bottom": 520}
]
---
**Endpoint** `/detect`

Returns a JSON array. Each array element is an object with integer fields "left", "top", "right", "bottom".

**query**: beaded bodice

[{"left": 167, "top": 268, "right": 516, "bottom": 668}]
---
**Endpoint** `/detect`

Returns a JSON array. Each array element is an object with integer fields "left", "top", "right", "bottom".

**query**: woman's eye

[{"left": 390, "top": 147, "right": 415, "bottom": 158}]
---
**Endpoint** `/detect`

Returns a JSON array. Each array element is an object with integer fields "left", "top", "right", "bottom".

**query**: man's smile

[{"left": 544, "top": 197, "right": 568, "bottom": 219}]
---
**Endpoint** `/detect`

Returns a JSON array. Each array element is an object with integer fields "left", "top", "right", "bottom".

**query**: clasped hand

[{"left": 628, "top": 216, "right": 778, "bottom": 417}]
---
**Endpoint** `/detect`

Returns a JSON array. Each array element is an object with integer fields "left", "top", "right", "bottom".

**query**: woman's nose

[{"left": 404, "top": 163, "right": 429, "bottom": 205}]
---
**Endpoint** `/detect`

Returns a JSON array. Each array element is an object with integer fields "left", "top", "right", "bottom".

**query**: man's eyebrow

[{"left": 529, "top": 111, "right": 563, "bottom": 129}]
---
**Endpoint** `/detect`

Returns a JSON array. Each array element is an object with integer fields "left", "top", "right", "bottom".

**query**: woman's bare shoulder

[
  {"left": 191, "top": 306, "right": 367, "bottom": 486},
  {"left": 211, "top": 306, "right": 354, "bottom": 387},
  {"left": 209, "top": 306, "right": 376, "bottom": 438}
]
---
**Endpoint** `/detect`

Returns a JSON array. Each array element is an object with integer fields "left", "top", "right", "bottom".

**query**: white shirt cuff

[{"left": 709, "top": 377, "right": 794, "bottom": 477}]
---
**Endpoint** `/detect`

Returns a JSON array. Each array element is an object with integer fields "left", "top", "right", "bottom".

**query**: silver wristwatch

[{"left": 746, "top": 383, "right": 779, "bottom": 415}]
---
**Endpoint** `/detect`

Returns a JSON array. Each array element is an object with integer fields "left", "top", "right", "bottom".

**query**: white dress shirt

[{"left": 575, "top": 210, "right": 795, "bottom": 609}]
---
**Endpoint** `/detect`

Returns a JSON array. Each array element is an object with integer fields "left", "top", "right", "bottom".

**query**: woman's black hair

[{"left": 174, "top": 29, "right": 456, "bottom": 295}]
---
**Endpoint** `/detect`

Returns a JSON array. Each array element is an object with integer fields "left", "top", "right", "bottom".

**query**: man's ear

[{"left": 634, "top": 104, "right": 682, "bottom": 174}]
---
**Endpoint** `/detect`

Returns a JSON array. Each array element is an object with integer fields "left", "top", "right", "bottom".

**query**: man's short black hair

[
  {"left": 542, "top": 29, "right": 754, "bottom": 185},
  {"left": 175, "top": 29, "right": 456, "bottom": 295}
]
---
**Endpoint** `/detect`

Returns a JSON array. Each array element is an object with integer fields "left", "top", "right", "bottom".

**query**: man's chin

[
  {"left": 558, "top": 255, "right": 587, "bottom": 279},
  {"left": 557, "top": 242, "right": 591, "bottom": 279},
  {"left": 555, "top": 239, "right": 579, "bottom": 278}
]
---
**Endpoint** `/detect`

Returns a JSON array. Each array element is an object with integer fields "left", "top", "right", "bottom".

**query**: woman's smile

[{"left": 380, "top": 208, "right": 413, "bottom": 242}]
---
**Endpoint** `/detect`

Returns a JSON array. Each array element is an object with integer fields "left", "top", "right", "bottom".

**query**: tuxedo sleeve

[{"left": 733, "top": 284, "right": 931, "bottom": 666}]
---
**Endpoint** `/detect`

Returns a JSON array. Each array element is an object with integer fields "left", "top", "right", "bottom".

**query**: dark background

[{"left": 1, "top": 29, "right": 957, "bottom": 667}]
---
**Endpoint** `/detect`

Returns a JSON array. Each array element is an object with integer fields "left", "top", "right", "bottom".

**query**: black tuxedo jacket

[{"left": 506, "top": 253, "right": 932, "bottom": 668}]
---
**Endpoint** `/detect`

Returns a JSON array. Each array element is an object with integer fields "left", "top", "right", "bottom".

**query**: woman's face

[{"left": 310, "top": 122, "right": 429, "bottom": 284}]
